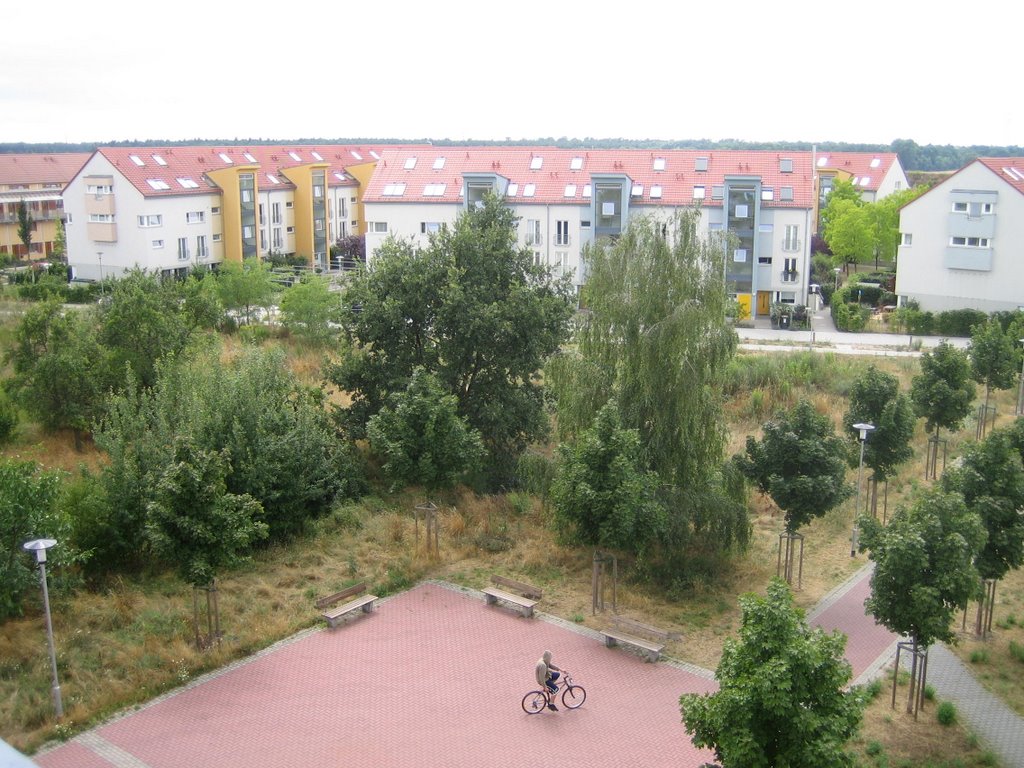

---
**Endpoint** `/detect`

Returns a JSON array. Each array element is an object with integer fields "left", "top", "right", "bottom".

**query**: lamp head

[
  {"left": 852, "top": 422, "right": 875, "bottom": 441},
  {"left": 23, "top": 538, "right": 57, "bottom": 564}
]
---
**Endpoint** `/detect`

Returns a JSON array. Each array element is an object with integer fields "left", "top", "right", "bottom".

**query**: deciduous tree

[
  {"left": 680, "top": 578, "right": 866, "bottom": 768},
  {"left": 910, "top": 341, "right": 975, "bottom": 446},
  {"left": 969, "top": 319, "right": 1018, "bottom": 417},
  {"left": 279, "top": 274, "right": 342, "bottom": 345}
]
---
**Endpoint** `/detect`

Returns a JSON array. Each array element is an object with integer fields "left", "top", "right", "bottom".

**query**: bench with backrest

[
  {"left": 482, "top": 575, "right": 542, "bottom": 618},
  {"left": 600, "top": 615, "right": 680, "bottom": 662},
  {"left": 316, "top": 582, "right": 378, "bottom": 628}
]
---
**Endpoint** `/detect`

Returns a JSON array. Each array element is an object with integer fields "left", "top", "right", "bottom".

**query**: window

[
  {"left": 186, "top": 211, "right": 205, "bottom": 224},
  {"left": 653, "top": 157, "right": 666, "bottom": 171},
  {"left": 212, "top": 233, "right": 222, "bottom": 242},
  {"left": 404, "top": 157, "right": 417, "bottom": 169},
  {"left": 370, "top": 222, "right": 388, "bottom": 233},
  {"left": 650, "top": 185, "right": 662, "bottom": 199},
  {"left": 952, "top": 202, "right": 968, "bottom": 213},
  {"left": 523, "top": 183, "right": 536, "bottom": 197},
  {"left": 782, "top": 257, "right": 798, "bottom": 281},
  {"left": 506, "top": 183, "right": 519, "bottom": 197},
  {"left": 152, "top": 154, "right": 168, "bottom": 166},
  {"left": 695, "top": 157, "right": 709, "bottom": 172},
  {"left": 243, "top": 226, "right": 255, "bottom": 239},
  {"left": 901, "top": 233, "right": 912, "bottom": 246},
  {"left": 258, "top": 204, "right": 265, "bottom": 224},
  {"left": 423, "top": 183, "right": 446, "bottom": 196},
  {"left": 313, "top": 184, "right": 324, "bottom": 198},
  {"left": 137, "top": 214, "right": 162, "bottom": 227},
  {"left": 176, "top": 177, "right": 199, "bottom": 189},
  {"left": 273, "top": 228, "right": 282, "bottom": 249},
  {"left": 382, "top": 183, "right": 406, "bottom": 196},
  {"left": 780, "top": 187, "right": 794, "bottom": 201},
  {"left": 564, "top": 184, "right": 577, "bottom": 197},
  {"left": 761, "top": 188, "right": 774, "bottom": 201},
  {"left": 530, "top": 156, "right": 543, "bottom": 170},
  {"left": 211, "top": 206, "right": 221, "bottom": 215},
  {"left": 780, "top": 158, "right": 793, "bottom": 173},
  {"left": 196, "top": 235, "right": 208, "bottom": 259},
  {"left": 421, "top": 222, "right": 441, "bottom": 234},
  {"left": 129, "top": 154, "right": 145, "bottom": 167},
  {"left": 950, "top": 236, "right": 990, "bottom": 248},
  {"left": 152, "top": 239, "right": 164, "bottom": 249},
  {"left": 286, "top": 201, "right": 294, "bottom": 208},
  {"left": 693, "top": 186, "right": 706, "bottom": 199},
  {"left": 272, "top": 202, "right": 281, "bottom": 224},
  {"left": 287, "top": 226, "right": 295, "bottom": 234},
  {"left": 146, "top": 179, "right": 170, "bottom": 190},
  {"left": 555, "top": 220, "right": 570, "bottom": 246},
  {"left": 631, "top": 185, "right": 643, "bottom": 197},
  {"left": 177, "top": 237, "right": 189, "bottom": 260},
  {"left": 525, "top": 219, "right": 542, "bottom": 245},
  {"left": 432, "top": 157, "right": 446, "bottom": 169},
  {"left": 712, "top": 185, "right": 724, "bottom": 200},
  {"left": 570, "top": 157, "right": 584, "bottom": 170},
  {"left": 783, "top": 224, "right": 799, "bottom": 251},
  {"left": 87, "top": 183, "right": 113, "bottom": 195},
  {"left": 240, "top": 188, "right": 253, "bottom": 203},
  {"left": 88, "top": 213, "right": 115, "bottom": 223}
]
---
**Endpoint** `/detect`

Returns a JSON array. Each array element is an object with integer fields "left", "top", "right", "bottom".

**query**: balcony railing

[
  {"left": 780, "top": 238, "right": 802, "bottom": 252},
  {"left": 780, "top": 270, "right": 799, "bottom": 283},
  {"left": 554, "top": 234, "right": 572, "bottom": 246}
]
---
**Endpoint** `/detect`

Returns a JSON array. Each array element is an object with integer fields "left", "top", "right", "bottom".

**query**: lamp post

[
  {"left": 851, "top": 423, "right": 875, "bottom": 557},
  {"left": 97, "top": 252, "right": 104, "bottom": 296},
  {"left": 833, "top": 267, "right": 841, "bottom": 291},
  {"left": 22, "top": 539, "right": 63, "bottom": 718},
  {"left": 1015, "top": 337, "right": 1024, "bottom": 416}
]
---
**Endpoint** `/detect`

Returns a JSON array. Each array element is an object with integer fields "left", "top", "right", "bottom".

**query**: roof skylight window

[
  {"left": 176, "top": 177, "right": 199, "bottom": 189},
  {"left": 433, "top": 157, "right": 446, "bottom": 170},
  {"left": 369, "top": 151, "right": 380, "bottom": 160},
  {"left": 311, "top": 151, "right": 323, "bottom": 161},
  {"left": 695, "top": 157, "right": 709, "bottom": 172},
  {"left": 404, "top": 157, "right": 418, "bottom": 170},
  {"left": 523, "top": 183, "right": 536, "bottom": 197},
  {"left": 780, "top": 186, "right": 794, "bottom": 201},
  {"left": 693, "top": 186, "right": 706, "bottom": 199},
  {"left": 570, "top": 157, "right": 584, "bottom": 170},
  {"left": 817, "top": 156, "right": 829, "bottom": 167},
  {"left": 146, "top": 179, "right": 170, "bottom": 190},
  {"left": 129, "top": 154, "right": 145, "bottom": 167},
  {"left": 530, "top": 157, "right": 543, "bottom": 170},
  {"left": 334, "top": 172, "right": 347, "bottom": 181},
  {"left": 288, "top": 151, "right": 302, "bottom": 162},
  {"left": 859, "top": 177, "right": 871, "bottom": 186},
  {"left": 506, "top": 183, "right": 519, "bottom": 197},
  {"left": 383, "top": 183, "right": 406, "bottom": 196},
  {"left": 267, "top": 174, "right": 280, "bottom": 185},
  {"left": 423, "top": 183, "right": 447, "bottom": 196},
  {"left": 780, "top": 158, "right": 793, "bottom": 173},
  {"left": 564, "top": 184, "right": 577, "bottom": 197},
  {"left": 650, "top": 185, "right": 663, "bottom": 198},
  {"left": 761, "top": 188, "right": 774, "bottom": 201},
  {"left": 870, "top": 158, "right": 881, "bottom": 168},
  {"left": 631, "top": 185, "right": 643, "bottom": 197},
  {"left": 653, "top": 158, "right": 666, "bottom": 171},
  {"left": 351, "top": 150, "right": 363, "bottom": 160},
  {"left": 219, "top": 153, "right": 233, "bottom": 164},
  {"left": 582, "top": 184, "right": 592, "bottom": 198},
  {"left": 152, "top": 154, "right": 167, "bottom": 166},
  {"left": 244, "top": 152, "right": 257, "bottom": 163}
]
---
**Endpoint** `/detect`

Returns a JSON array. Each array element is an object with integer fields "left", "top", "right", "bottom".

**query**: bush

[
  {"left": 936, "top": 700, "right": 957, "bottom": 726},
  {"left": 0, "top": 393, "right": 17, "bottom": 444},
  {"left": 832, "top": 300, "right": 871, "bottom": 332},
  {"left": 894, "top": 305, "right": 934, "bottom": 335},
  {"left": 934, "top": 308, "right": 987, "bottom": 337}
]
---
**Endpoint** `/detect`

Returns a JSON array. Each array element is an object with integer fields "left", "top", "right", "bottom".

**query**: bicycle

[{"left": 521, "top": 672, "right": 586, "bottom": 714}]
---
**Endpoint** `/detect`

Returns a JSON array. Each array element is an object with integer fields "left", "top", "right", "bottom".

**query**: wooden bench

[
  {"left": 316, "top": 582, "right": 378, "bottom": 628},
  {"left": 600, "top": 616, "right": 679, "bottom": 662},
  {"left": 482, "top": 575, "right": 541, "bottom": 618}
]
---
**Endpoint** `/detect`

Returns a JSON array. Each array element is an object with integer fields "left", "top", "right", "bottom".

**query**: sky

[{"left": 2, "top": 0, "right": 1020, "bottom": 148}]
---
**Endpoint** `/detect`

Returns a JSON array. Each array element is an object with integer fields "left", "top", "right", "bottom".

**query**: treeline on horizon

[{"left": 2, "top": 137, "right": 1022, "bottom": 173}]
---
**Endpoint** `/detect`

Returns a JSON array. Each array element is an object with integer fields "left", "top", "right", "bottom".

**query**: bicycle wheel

[
  {"left": 562, "top": 684, "right": 586, "bottom": 709},
  {"left": 522, "top": 690, "right": 548, "bottom": 714}
]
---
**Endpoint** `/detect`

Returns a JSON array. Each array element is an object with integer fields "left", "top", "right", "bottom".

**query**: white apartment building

[
  {"left": 363, "top": 147, "right": 829, "bottom": 318},
  {"left": 896, "top": 158, "right": 1024, "bottom": 313}
]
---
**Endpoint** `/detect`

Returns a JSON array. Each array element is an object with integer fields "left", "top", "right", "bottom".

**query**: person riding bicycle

[{"left": 535, "top": 650, "right": 563, "bottom": 711}]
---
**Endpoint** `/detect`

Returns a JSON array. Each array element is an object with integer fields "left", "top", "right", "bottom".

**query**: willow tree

[{"left": 547, "top": 210, "right": 746, "bottom": 565}]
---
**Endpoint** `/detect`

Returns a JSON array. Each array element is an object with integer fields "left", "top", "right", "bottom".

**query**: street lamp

[
  {"left": 22, "top": 539, "right": 63, "bottom": 718},
  {"left": 1017, "top": 338, "right": 1024, "bottom": 416},
  {"left": 97, "top": 252, "right": 104, "bottom": 296},
  {"left": 851, "top": 423, "right": 875, "bottom": 557},
  {"left": 833, "top": 267, "right": 841, "bottom": 291}
]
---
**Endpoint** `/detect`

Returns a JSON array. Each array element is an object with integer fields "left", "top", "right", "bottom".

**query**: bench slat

[
  {"left": 490, "top": 575, "right": 542, "bottom": 600},
  {"left": 610, "top": 616, "right": 680, "bottom": 642},
  {"left": 600, "top": 629, "right": 664, "bottom": 662},
  {"left": 316, "top": 582, "right": 367, "bottom": 610},
  {"left": 482, "top": 587, "right": 537, "bottom": 617},
  {"left": 321, "top": 594, "right": 378, "bottom": 628}
]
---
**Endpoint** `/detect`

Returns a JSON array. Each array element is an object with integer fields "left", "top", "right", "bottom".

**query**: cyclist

[{"left": 535, "top": 650, "right": 563, "bottom": 711}]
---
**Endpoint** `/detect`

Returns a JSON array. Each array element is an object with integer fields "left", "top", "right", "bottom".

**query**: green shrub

[
  {"left": 865, "top": 740, "right": 884, "bottom": 756},
  {"left": 864, "top": 678, "right": 884, "bottom": 700},
  {"left": 0, "top": 393, "right": 17, "bottom": 444},
  {"left": 969, "top": 649, "right": 989, "bottom": 664},
  {"left": 924, "top": 683, "right": 936, "bottom": 700},
  {"left": 934, "top": 308, "right": 988, "bottom": 337},
  {"left": 832, "top": 300, "right": 871, "bottom": 332},
  {"left": 936, "top": 700, "right": 957, "bottom": 726},
  {"left": 1009, "top": 640, "right": 1024, "bottom": 663}
]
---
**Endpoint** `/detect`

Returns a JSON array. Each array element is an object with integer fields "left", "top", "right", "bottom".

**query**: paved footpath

[{"left": 28, "top": 568, "right": 1024, "bottom": 768}]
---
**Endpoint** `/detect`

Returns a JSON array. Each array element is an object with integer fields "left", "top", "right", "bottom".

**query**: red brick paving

[{"left": 37, "top": 583, "right": 719, "bottom": 768}]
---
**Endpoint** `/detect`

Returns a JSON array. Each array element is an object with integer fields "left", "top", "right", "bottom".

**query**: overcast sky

[{"left": 2, "top": 0, "right": 1019, "bottom": 148}]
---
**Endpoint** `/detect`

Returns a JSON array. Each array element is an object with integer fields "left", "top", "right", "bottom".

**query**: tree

[
  {"left": 216, "top": 257, "right": 277, "bottom": 325},
  {"left": 332, "top": 194, "right": 574, "bottom": 484},
  {"left": 333, "top": 234, "right": 366, "bottom": 269},
  {"left": 844, "top": 365, "right": 915, "bottom": 515},
  {"left": 680, "top": 578, "right": 866, "bottom": 768},
  {"left": 16, "top": 200, "right": 33, "bottom": 259},
  {"left": 99, "top": 269, "right": 195, "bottom": 390},
  {"left": 911, "top": 342, "right": 976, "bottom": 477},
  {"left": 4, "top": 298, "right": 109, "bottom": 447},
  {"left": 549, "top": 400, "right": 666, "bottom": 555},
  {"left": 859, "top": 488, "right": 985, "bottom": 712},
  {"left": 869, "top": 187, "right": 927, "bottom": 267},
  {"left": 969, "top": 319, "right": 1018, "bottom": 425},
  {"left": 942, "top": 429, "right": 1024, "bottom": 635},
  {"left": 0, "top": 460, "right": 78, "bottom": 620},
  {"left": 823, "top": 198, "right": 873, "bottom": 272},
  {"left": 279, "top": 274, "right": 343, "bottom": 345},
  {"left": 366, "top": 367, "right": 484, "bottom": 494},
  {"left": 146, "top": 437, "right": 267, "bottom": 588},
  {"left": 547, "top": 210, "right": 747, "bottom": 559},
  {"left": 737, "top": 399, "right": 852, "bottom": 580},
  {"left": 181, "top": 270, "right": 224, "bottom": 330},
  {"left": 52, "top": 218, "right": 67, "bottom": 263}
]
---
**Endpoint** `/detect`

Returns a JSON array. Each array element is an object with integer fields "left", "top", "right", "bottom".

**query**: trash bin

[{"left": 779, "top": 314, "right": 790, "bottom": 330}]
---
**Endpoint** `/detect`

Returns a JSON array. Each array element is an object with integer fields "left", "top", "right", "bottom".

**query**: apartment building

[
  {"left": 0, "top": 153, "right": 89, "bottom": 258},
  {"left": 363, "top": 146, "right": 823, "bottom": 318},
  {"left": 896, "top": 158, "right": 1024, "bottom": 312},
  {"left": 63, "top": 144, "right": 415, "bottom": 281}
]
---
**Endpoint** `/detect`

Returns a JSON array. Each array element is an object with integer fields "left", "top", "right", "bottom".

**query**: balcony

[
  {"left": 780, "top": 270, "right": 799, "bottom": 284},
  {"left": 554, "top": 234, "right": 572, "bottom": 247}
]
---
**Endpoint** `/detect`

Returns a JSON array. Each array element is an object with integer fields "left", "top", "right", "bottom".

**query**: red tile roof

[
  {"left": 975, "top": 157, "right": 1024, "bottom": 197},
  {"left": 363, "top": 146, "right": 816, "bottom": 208},
  {"left": 814, "top": 151, "right": 901, "bottom": 192},
  {"left": 0, "top": 153, "right": 90, "bottom": 187},
  {"left": 86, "top": 144, "right": 428, "bottom": 198}
]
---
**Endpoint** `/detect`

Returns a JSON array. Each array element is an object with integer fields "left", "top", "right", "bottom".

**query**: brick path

[{"left": 31, "top": 568, "right": 1024, "bottom": 768}]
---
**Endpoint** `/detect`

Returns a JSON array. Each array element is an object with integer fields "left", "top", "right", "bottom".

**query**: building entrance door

[{"left": 756, "top": 291, "right": 772, "bottom": 317}]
